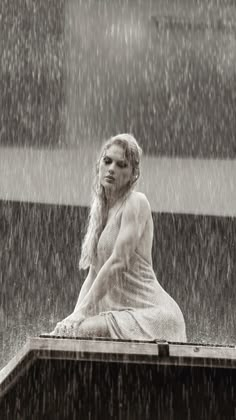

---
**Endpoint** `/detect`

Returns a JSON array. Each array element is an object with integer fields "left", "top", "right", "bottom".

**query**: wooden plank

[
  {"left": 1, "top": 337, "right": 236, "bottom": 401},
  {"left": 33, "top": 337, "right": 236, "bottom": 368},
  {"left": 170, "top": 343, "right": 236, "bottom": 360},
  {"left": 0, "top": 342, "right": 35, "bottom": 399},
  {"left": 31, "top": 337, "right": 160, "bottom": 364},
  {"left": 151, "top": 15, "right": 236, "bottom": 32}
]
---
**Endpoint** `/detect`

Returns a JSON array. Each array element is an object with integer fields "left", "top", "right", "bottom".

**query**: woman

[{"left": 50, "top": 134, "right": 187, "bottom": 342}]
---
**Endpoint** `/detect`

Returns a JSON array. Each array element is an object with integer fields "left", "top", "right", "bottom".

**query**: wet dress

[{"left": 90, "top": 195, "right": 187, "bottom": 342}]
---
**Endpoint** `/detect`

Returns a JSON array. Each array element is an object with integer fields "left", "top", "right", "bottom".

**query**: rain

[{"left": 0, "top": 0, "right": 236, "bottom": 418}]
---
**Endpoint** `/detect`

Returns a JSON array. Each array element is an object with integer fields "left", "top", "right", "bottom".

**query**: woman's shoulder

[{"left": 126, "top": 191, "right": 151, "bottom": 214}]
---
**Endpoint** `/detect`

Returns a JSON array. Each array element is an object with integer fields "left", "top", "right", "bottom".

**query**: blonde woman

[{"left": 50, "top": 134, "right": 187, "bottom": 342}]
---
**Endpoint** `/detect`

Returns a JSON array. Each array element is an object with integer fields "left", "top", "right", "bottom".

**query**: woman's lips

[{"left": 105, "top": 175, "right": 115, "bottom": 182}]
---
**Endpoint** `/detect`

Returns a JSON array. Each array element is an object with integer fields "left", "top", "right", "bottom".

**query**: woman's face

[{"left": 99, "top": 144, "right": 133, "bottom": 196}]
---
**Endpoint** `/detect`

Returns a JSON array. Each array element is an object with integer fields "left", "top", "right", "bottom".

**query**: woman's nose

[{"left": 108, "top": 163, "right": 115, "bottom": 173}]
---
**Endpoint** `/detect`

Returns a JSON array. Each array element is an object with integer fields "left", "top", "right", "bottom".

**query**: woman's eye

[
  {"left": 118, "top": 162, "right": 127, "bottom": 168},
  {"left": 103, "top": 158, "right": 111, "bottom": 164}
]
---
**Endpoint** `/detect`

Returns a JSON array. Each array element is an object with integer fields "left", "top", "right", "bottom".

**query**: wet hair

[{"left": 79, "top": 133, "right": 142, "bottom": 270}]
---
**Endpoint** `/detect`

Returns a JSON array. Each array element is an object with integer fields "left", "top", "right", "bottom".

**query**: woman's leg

[{"left": 75, "top": 314, "right": 111, "bottom": 338}]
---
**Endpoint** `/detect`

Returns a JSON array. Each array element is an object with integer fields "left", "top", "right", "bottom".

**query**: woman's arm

[
  {"left": 73, "top": 264, "right": 97, "bottom": 311},
  {"left": 73, "top": 193, "right": 151, "bottom": 315},
  {"left": 58, "top": 264, "right": 97, "bottom": 326}
]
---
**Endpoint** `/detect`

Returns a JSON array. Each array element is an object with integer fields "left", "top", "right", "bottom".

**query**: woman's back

[
  {"left": 135, "top": 194, "right": 154, "bottom": 266},
  {"left": 93, "top": 191, "right": 186, "bottom": 341},
  {"left": 95, "top": 191, "right": 153, "bottom": 270}
]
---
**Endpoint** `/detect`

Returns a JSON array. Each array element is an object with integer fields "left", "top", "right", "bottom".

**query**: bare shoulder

[
  {"left": 125, "top": 191, "right": 151, "bottom": 217},
  {"left": 128, "top": 191, "right": 151, "bottom": 208}
]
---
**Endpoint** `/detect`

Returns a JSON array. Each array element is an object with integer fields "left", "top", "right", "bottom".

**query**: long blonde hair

[{"left": 79, "top": 134, "right": 142, "bottom": 270}]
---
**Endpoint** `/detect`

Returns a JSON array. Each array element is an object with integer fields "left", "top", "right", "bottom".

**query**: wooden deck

[
  {"left": 0, "top": 336, "right": 236, "bottom": 419},
  {"left": 1, "top": 336, "right": 236, "bottom": 398}
]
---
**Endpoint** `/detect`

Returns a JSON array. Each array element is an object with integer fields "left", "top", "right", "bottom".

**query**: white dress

[{"left": 92, "top": 200, "right": 187, "bottom": 342}]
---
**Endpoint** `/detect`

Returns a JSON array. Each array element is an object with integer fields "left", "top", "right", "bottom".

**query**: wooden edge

[
  {"left": 0, "top": 342, "right": 35, "bottom": 399},
  {"left": 151, "top": 15, "right": 236, "bottom": 32},
  {"left": 30, "top": 337, "right": 159, "bottom": 359},
  {"left": 170, "top": 343, "right": 236, "bottom": 362},
  {"left": 31, "top": 337, "right": 236, "bottom": 368},
  {"left": 1, "top": 337, "right": 236, "bottom": 399}
]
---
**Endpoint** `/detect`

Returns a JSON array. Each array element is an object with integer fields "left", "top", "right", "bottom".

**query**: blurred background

[{"left": 0, "top": 0, "right": 236, "bottom": 368}]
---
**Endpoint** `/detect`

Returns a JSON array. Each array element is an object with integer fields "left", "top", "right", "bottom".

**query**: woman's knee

[{"left": 78, "top": 315, "right": 110, "bottom": 337}]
